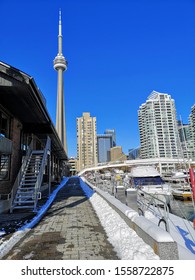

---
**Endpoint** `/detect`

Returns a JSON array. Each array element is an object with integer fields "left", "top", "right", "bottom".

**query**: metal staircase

[{"left": 10, "top": 137, "right": 51, "bottom": 212}]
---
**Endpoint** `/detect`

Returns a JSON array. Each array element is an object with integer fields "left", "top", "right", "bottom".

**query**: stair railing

[
  {"left": 33, "top": 136, "right": 51, "bottom": 211},
  {"left": 10, "top": 140, "right": 33, "bottom": 212}
]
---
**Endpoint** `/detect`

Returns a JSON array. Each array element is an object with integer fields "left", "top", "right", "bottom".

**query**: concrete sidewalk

[{"left": 3, "top": 177, "right": 119, "bottom": 260}]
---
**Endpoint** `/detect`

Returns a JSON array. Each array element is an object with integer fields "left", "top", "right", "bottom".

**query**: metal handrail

[
  {"left": 33, "top": 136, "right": 51, "bottom": 211},
  {"left": 137, "top": 189, "right": 170, "bottom": 232}
]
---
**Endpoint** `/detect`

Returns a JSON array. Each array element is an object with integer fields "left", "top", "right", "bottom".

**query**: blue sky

[{"left": 1, "top": 0, "right": 195, "bottom": 157}]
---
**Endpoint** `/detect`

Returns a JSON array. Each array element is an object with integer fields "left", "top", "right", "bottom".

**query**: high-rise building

[
  {"left": 177, "top": 120, "right": 191, "bottom": 159},
  {"left": 77, "top": 112, "right": 97, "bottom": 171},
  {"left": 138, "top": 90, "right": 181, "bottom": 159},
  {"left": 105, "top": 129, "right": 116, "bottom": 147},
  {"left": 53, "top": 10, "right": 68, "bottom": 153},
  {"left": 97, "top": 134, "right": 113, "bottom": 163},
  {"left": 188, "top": 105, "right": 195, "bottom": 160}
]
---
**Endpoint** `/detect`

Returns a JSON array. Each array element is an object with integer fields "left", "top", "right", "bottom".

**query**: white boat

[
  {"left": 130, "top": 165, "right": 172, "bottom": 205},
  {"left": 172, "top": 186, "right": 192, "bottom": 201},
  {"left": 167, "top": 171, "right": 192, "bottom": 201}
]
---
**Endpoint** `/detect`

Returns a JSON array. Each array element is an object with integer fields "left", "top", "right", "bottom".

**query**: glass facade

[
  {"left": 97, "top": 134, "right": 112, "bottom": 163},
  {"left": 105, "top": 129, "right": 116, "bottom": 147}
]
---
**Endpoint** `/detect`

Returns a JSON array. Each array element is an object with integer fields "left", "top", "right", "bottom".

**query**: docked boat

[
  {"left": 166, "top": 171, "right": 192, "bottom": 200},
  {"left": 130, "top": 165, "right": 172, "bottom": 205},
  {"left": 172, "top": 186, "right": 192, "bottom": 201}
]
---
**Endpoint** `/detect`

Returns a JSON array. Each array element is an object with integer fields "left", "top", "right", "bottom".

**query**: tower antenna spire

[
  {"left": 59, "top": 8, "right": 62, "bottom": 36},
  {"left": 53, "top": 9, "right": 68, "bottom": 154}
]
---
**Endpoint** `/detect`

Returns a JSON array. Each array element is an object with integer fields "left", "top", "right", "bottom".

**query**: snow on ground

[
  {"left": 0, "top": 229, "right": 30, "bottom": 259},
  {"left": 0, "top": 231, "right": 5, "bottom": 237},
  {"left": 90, "top": 192, "right": 159, "bottom": 260}
]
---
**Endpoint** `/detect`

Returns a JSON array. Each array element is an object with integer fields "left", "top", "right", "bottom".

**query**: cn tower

[{"left": 53, "top": 10, "right": 68, "bottom": 153}]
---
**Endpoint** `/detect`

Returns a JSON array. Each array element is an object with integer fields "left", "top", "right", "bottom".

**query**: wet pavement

[{"left": 1, "top": 177, "right": 119, "bottom": 260}]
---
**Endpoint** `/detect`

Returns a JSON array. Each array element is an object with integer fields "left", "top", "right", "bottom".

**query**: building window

[{"left": 0, "top": 154, "right": 10, "bottom": 180}]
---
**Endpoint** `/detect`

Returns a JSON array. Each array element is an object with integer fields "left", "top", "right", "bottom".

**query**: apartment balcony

[{"left": 0, "top": 136, "right": 12, "bottom": 154}]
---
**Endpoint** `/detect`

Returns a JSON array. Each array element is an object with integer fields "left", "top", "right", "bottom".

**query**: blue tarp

[{"left": 78, "top": 177, "right": 95, "bottom": 198}]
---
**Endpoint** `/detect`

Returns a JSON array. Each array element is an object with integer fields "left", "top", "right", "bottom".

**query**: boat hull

[{"left": 172, "top": 191, "right": 192, "bottom": 201}]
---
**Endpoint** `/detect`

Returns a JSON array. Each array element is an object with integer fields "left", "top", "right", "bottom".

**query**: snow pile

[
  {"left": 90, "top": 193, "right": 159, "bottom": 260},
  {"left": 0, "top": 231, "right": 5, "bottom": 237},
  {"left": 130, "top": 165, "right": 159, "bottom": 177},
  {"left": 0, "top": 229, "right": 30, "bottom": 259}
]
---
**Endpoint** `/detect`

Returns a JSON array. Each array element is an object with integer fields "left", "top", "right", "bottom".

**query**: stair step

[
  {"left": 28, "top": 160, "right": 42, "bottom": 162},
  {"left": 20, "top": 182, "right": 36, "bottom": 185},
  {"left": 21, "top": 179, "right": 37, "bottom": 182},
  {"left": 17, "top": 194, "right": 34, "bottom": 197},
  {"left": 28, "top": 159, "right": 42, "bottom": 161},
  {"left": 29, "top": 158, "right": 43, "bottom": 160},
  {"left": 15, "top": 197, "right": 33, "bottom": 201},
  {"left": 22, "top": 176, "right": 37, "bottom": 179},
  {"left": 14, "top": 199, "right": 33, "bottom": 203},
  {"left": 27, "top": 163, "right": 41, "bottom": 166},
  {"left": 28, "top": 164, "right": 42, "bottom": 166},
  {"left": 29, "top": 157, "right": 42, "bottom": 159},
  {"left": 20, "top": 184, "right": 36, "bottom": 187},
  {"left": 13, "top": 205, "right": 35, "bottom": 209},
  {"left": 18, "top": 187, "right": 35, "bottom": 190},
  {"left": 27, "top": 166, "right": 41, "bottom": 168},
  {"left": 14, "top": 200, "right": 34, "bottom": 204},
  {"left": 18, "top": 191, "right": 35, "bottom": 195},
  {"left": 25, "top": 170, "right": 40, "bottom": 173},
  {"left": 29, "top": 158, "right": 42, "bottom": 160},
  {"left": 16, "top": 192, "right": 34, "bottom": 196},
  {"left": 17, "top": 188, "right": 34, "bottom": 191},
  {"left": 15, "top": 196, "right": 37, "bottom": 201},
  {"left": 25, "top": 168, "right": 41, "bottom": 171},
  {"left": 29, "top": 156, "right": 42, "bottom": 158},
  {"left": 23, "top": 173, "right": 38, "bottom": 176},
  {"left": 22, "top": 177, "right": 37, "bottom": 179},
  {"left": 16, "top": 195, "right": 34, "bottom": 198}
]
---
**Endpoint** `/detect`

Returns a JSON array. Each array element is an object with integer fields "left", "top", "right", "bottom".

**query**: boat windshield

[{"left": 133, "top": 176, "right": 164, "bottom": 186}]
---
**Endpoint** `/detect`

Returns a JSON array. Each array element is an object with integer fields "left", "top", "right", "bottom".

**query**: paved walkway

[{"left": 2, "top": 177, "right": 119, "bottom": 260}]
